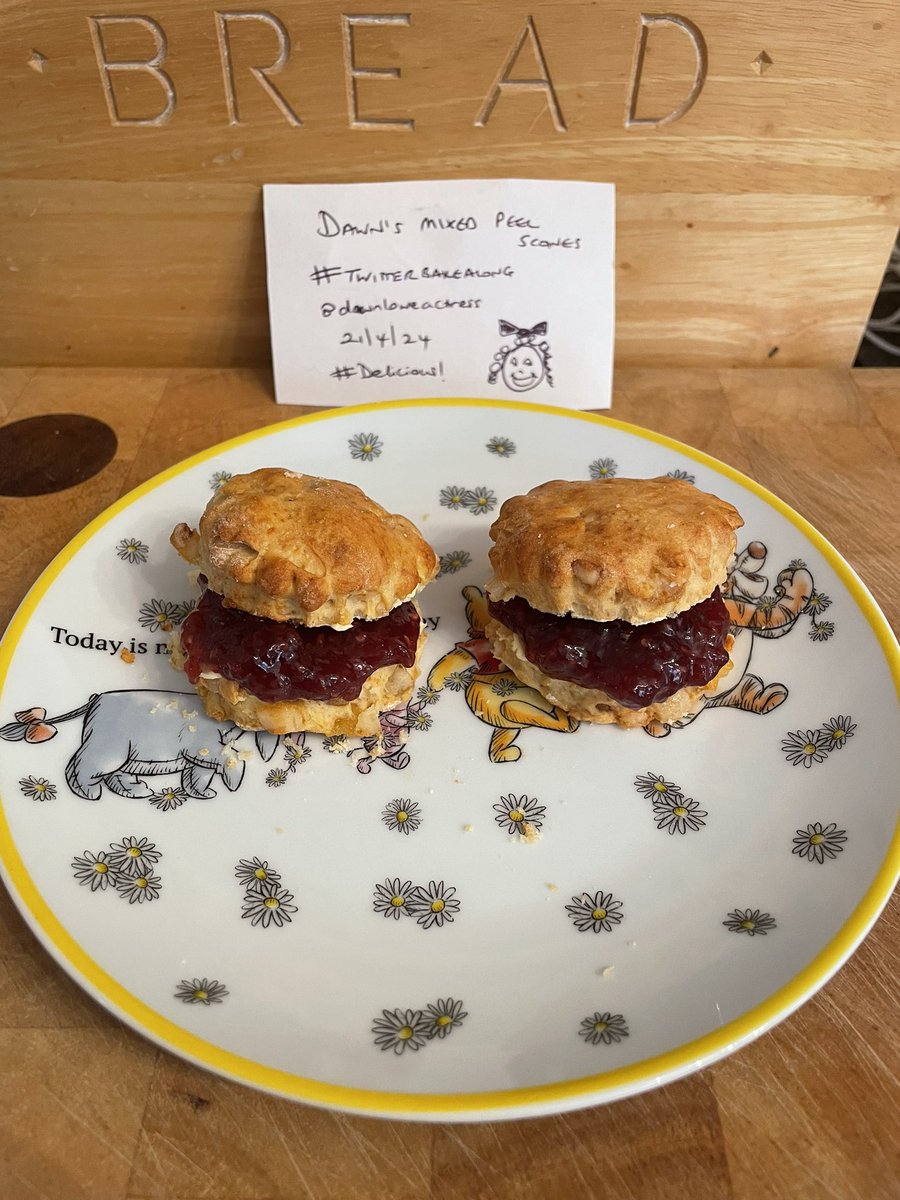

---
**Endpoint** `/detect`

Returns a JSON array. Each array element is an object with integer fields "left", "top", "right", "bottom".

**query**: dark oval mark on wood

[{"left": 0, "top": 413, "right": 117, "bottom": 496}]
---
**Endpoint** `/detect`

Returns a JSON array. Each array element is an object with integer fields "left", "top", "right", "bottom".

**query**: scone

[
  {"left": 484, "top": 476, "right": 743, "bottom": 727},
  {"left": 169, "top": 468, "right": 438, "bottom": 736}
]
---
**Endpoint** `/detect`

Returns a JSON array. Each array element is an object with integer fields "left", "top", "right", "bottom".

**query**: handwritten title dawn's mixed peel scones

[
  {"left": 484, "top": 476, "right": 743, "bottom": 727},
  {"left": 170, "top": 468, "right": 438, "bottom": 737}
]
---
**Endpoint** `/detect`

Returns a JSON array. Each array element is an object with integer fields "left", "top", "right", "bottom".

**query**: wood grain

[
  {"left": 0, "top": 367, "right": 898, "bottom": 1200},
  {"left": 1, "top": 1, "right": 899, "bottom": 368}
]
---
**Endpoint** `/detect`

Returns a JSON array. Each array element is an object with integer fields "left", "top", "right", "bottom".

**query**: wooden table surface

[{"left": 1, "top": 366, "right": 898, "bottom": 1200}]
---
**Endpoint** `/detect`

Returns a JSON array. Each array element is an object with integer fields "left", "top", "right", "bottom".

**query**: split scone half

[
  {"left": 169, "top": 468, "right": 438, "bottom": 736},
  {"left": 484, "top": 476, "right": 743, "bottom": 727}
]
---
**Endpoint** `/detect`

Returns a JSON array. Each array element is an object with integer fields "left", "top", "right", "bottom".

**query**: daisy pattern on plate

[
  {"left": 486, "top": 436, "right": 516, "bottom": 457},
  {"left": 822, "top": 715, "right": 856, "bottom": 752},
  {"left": 444, "top": 667, "right": 476, "bottom": 693},
  {"left": 382, "top": 799, "right": 422, "bottom": 835},
  {"left": 138, "top": 599, "right": 181, "bottom": 632},
  {"left": 652, "top": 794, "right": 707, "bottom": 835},
  {"left": 19, "top": 775, "right": 56, "bottom": 801},
  {"left": 409, "top": 881, "right": 461, "bottom": 929},
  {"left": 438, "top": 549, "right": 472, "bottom": 576},
  {"left": 493, "top": 794, "right": 547, "bottom": 836},
  {"left": 781, "top": 728, "right": 831, "bottom": 768},
  {"left": 565, "top": 890, "right": 624, "bottom": 934},
  {"left": 175, "top": 978, "right": 229, "bottom": 1005},
  {"left": 633, "top": 772, "right": 683, "bottom": 802},
  {"left": 415, "top": 683, "right": 441, "bottom": 706},
  {"left": 809, "top": 620, "right": 835, "bottom": 642},
  {"left": 108, "top": 836, "right": 161, "bottom": 877},
  {"left": 666, "top": 468, "right": 695, "bottom": 484},
  {"left": 235, "top": 857, "right": 282, "bottom": 891},
  {"left": 373, "top": 877, "right": 417, "bottom": 919},
  {"left": 579, "top": 1012, "right": 629, "bottom": 1046},
  {"left": 115, "top": 872, "right": 162, "bottom": 904},
  {"left": 116, "top": 537, "right": 149, "bottom": 564},
  {"left": 425, "top": 997, "right": 468, "bottom": 1039},
  {"left": 283, "top": 739, "right": 312, "bottom": 766},
  {"left": 71, "top": 850, "right": 114, "bottom": 892},
  {"left": 804, "top": 590, "right": 832, "bottom": 615},
  {"left": 323, "top": 733, "right": 350, "bottom": 754},
  {"left": 372, "top": 1007, "right": 431, "bottom": 1055},
  {"left": 439, "top": 485, "right": 472, "bottom": 511},
  {"left": 209, "top": 470, "right": 232, "bottom": 489},
  {"left": 792, "top": 822, "right": 847, "bottom": 864},
  {"left": 588, "top": 457, "right": 617, "bottom": 479},
  {"left": 407, "top": 707, "right": 433, "bottom": 732},
  {"left": 266, "top": 767, "right": 289, "bottom": 787},
  {"left": 175, "top": 598, "right": 197, "bottom": 622},
  {"left": 348, "top": 432, "right": 382, "bottom": 461},
  {"left": 241, "top": 881, "right": 298, "bottom": 928},
  {"left": 723, "top": 909, "right": 777, "bottom": 936},
  {"left": 148, "top": 785, "right": 190, "bottom": 812},
  {"left": 491, "top": 677, "right": 517, "bottom": 697},
  {"left": 465, "top": 486, "right": 497, "bottom": 516}
]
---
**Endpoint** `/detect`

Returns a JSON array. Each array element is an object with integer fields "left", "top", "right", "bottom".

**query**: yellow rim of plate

[{"left": 1, "top": 397, "right": 898, "bottom": 1118}]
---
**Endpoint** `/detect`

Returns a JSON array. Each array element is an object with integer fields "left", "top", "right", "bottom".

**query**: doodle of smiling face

[{"left": 502, "top": 349, "right": 544, "bottom": 391}]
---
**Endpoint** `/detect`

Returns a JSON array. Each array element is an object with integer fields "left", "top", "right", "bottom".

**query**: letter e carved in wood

[{"left": 342, "top": 13, "right": 415, "bottom": 131}]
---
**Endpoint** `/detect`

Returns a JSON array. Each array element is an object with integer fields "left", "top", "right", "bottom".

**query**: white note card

[
  {"left": 263, "top": 179, "right": 615, "bottom": 408},
  {"left": 262, "top": 177, "right": 614, "bottom": 410}
]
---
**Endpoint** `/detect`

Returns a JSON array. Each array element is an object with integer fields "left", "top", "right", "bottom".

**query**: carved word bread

[
  {"left": 170, "top": 468, "right": 438, "bottom": 736},
  {"left": 484, "top": 476, "right": 743, "bottom": 727}
]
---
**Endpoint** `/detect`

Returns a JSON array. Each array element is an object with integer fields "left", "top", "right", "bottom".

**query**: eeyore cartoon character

[{"left": 1, "top": 689, "right": 279, "bottom": 799}]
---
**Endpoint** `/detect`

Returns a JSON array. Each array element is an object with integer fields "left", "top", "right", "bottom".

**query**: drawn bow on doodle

[{"left": 498, "top": 320, "right": 547, "bottom": 342}]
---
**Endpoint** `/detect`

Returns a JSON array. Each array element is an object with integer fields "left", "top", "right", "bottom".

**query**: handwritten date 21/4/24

[{"left": 340, "top": 326, "right": 431, "bottom": 351}]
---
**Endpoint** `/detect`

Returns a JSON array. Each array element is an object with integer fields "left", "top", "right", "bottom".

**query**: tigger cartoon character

[
  {"left": 426, "top": 585, "right": 578, "bottom": 762},
  {"left": 645, "top": 541, "right": 815, "bottom": 736}
]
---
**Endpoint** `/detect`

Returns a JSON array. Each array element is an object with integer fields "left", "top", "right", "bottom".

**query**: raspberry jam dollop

[
  {"left": 488, "top": 589, "right": 730, "bottom": 709},
  {"left": 180, "top": 587, "right": 421, "bottom": 703}
]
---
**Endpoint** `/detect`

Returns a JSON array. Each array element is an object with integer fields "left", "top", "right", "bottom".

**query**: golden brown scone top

[
  {"left": 170, "top": 468, "right": 438, "bottom": 627},
  {"left": 486, "top": 476, "right": 743, "bottom": 625}
]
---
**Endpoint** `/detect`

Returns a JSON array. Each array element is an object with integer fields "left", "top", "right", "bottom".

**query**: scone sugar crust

[
  {"left": 486, "top": 476, "right": 743, "bottom": 625},
  {"left": 171, "top": 468, "right": 438, "bottom": 627}
]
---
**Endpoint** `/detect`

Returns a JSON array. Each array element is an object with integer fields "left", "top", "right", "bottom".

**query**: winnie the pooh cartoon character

[{"left": 426, "top": 585, "right": 578, "bottom": 762}]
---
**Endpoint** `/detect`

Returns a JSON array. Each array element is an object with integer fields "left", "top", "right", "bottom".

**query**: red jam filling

[
  {"left": 180, "top": 587, "right": 421, "bottom": 704},
  {"left": 488, "top": 589, "right": 730, "bottom": 709}
]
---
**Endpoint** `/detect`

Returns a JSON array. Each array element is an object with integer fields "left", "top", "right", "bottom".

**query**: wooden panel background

[{"left": 1, "top": 0, "right": 899, "bottom": 368}]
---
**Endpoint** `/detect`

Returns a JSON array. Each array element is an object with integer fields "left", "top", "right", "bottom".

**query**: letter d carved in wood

[{"left": 625, "top": 12, "right": 708, "bottom": 128}]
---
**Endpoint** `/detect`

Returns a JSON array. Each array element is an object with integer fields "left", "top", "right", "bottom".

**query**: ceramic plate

[{"left": 1, "top": 399, "right": 898, "bottom": 1122}]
